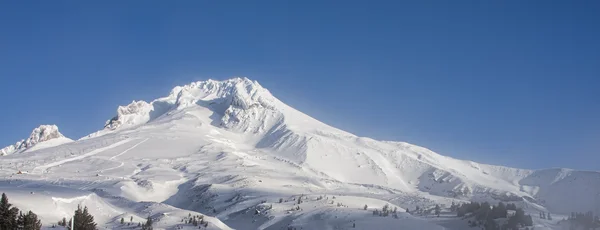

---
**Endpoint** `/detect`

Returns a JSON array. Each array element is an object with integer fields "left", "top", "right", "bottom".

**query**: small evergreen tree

[
  {"left": 435, "top": 204, "right": 441, "bottom": 217},
  {"left": 142, "top": 216, "right": 153, "bottom": 230},
  {"left": 363, "top": 204, "right": 368, "bottom": 210},
  {"left": 73, "top": 205, "right": 97, "bottom": 230},
  {"left": 121, "top": 217, "right": 125, "bottom": 224}
]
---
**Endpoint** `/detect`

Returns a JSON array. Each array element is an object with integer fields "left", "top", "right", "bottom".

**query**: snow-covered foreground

[{"left": 1, "top": 78, "right": 598, "bottom": 230}]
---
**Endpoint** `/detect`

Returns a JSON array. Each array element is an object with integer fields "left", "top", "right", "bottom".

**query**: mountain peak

[
  {"left": 171, "top": 77, "right": 273, "bottom": 110},
  {"left": 89, "top": 78, "right": 278, "bottom": 137},
  {"left": 1, "top": 124, "right": 71, "bottom": 155}
]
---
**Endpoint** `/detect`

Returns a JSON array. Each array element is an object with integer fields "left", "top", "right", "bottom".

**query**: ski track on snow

[
  {"left": 109, "top": 138, "right": 149, "bottom": 160},
  {"left": 99, "top": 138, "right": 149, "bottom": 174},
  {"left": 32, "top": 138, "right": 133, "bottom": 174}
]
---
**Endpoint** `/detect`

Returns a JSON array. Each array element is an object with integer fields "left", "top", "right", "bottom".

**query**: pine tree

[
  {"left": 73, "top": 205, "right": 97, "bottom": 230},
  {"left": 142, "top": 216, "right": 153, "bottom": 230},
  {"left": 17, "top": 210, "right": 42, "bottom": 230},
  {"left": 363, "top": 204, "right": 368, "bottom": 210},
  {"left": 435, "top": 204, "right": 441, "bottom": 217},
  {"left": 131, "top": 216, "right": 133, "bottom": 222},
  {"left": 0, "top": 193, "right": 19, "bottom": 230},
  {"left": 547, "top": 212, "right": 552, "bottom": 220},
  {"left": 121, "top": 217, "right": 125, "bottom": 224}
]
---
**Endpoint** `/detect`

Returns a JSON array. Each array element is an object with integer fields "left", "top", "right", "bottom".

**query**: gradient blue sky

[{"left": 1, "top": 1, "right": 598, "bottom": 170}]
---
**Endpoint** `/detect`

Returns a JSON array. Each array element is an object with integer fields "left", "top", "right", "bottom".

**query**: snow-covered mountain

[
  {"left": 1, "top": 78, "right": 598, "bottom": 230},
  {"left": 1, "top": 124, "right": 73, "bottom": 155}
]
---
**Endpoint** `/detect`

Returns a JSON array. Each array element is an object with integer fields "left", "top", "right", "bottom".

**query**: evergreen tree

[
  {"left": 72, "top": 205, "right": 97, "bottom": 230},
  {"left": 363, "top": 204, "right": 368, "bottom": 210},
  {"left": 130, "top": 216, "right": 133, "bottom": 222},
  {"left": 121, "top": 217, "right": 125, "bottom": 224},
  {"left": 506, "top": 203, "right": 517, "bottom": 211},
  {"left": 0, "top": 193, "right": 19, "bottom": 230},
  {"left": 142, "top": 216, "right": 153, "bottom": 230},
  {"left": 547, "top": 212, "right": 552, "bottom": 220},
  {"left": 450, "top": 202, "right": 457, "bottom": 212},
  {"left": 494, "top": 202, "right": 507, "bottom": 219},
  {"left": 17, "top": 210, "right": 42, "bottom": 230},
  {"left": 435, "top": 204, "right": 441, "bottom": 217}
]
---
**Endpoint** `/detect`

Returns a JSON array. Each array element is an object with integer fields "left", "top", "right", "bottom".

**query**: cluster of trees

[
  {"left": 141, "top": 216, "right": 153, "bottom": 230},
  {"left": 57, "top": 205, "right": 97, "bottom": 230},
  {"left": 181, "top": 213, "right": 208, "bottom": 228},
  {"left": 567, "top": 211, "right": 600, "bottom": 229},
  {"left": 454, "top": 201, "right": 533, "bottom": 230},
  {"left": 0, "top": 193, "right": 42, "bottom": 230},
  {"left": 372, "top": 204, "right": 398, "bottom": 218},
  {"left": 539, "top": 211, "right": 552, "bottom": 220}
]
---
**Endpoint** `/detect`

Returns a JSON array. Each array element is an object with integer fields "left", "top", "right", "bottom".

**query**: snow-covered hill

[
  {"left": 1, "top": 124, "right": 73, "bottom": 155},
  {"left": 1, "top": 78, "right": 598, "bottom": 230}
]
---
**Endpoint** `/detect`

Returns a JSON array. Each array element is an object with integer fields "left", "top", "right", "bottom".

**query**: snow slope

[{"left": 0, "top": 77, "right": 598, "bottom": 230}]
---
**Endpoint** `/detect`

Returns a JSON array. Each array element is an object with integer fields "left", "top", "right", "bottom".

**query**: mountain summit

[{"left": 1, "top": 124, "right": 72, "bottom": 155}]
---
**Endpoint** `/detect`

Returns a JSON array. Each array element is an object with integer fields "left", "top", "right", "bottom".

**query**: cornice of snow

[{"left": 1, "top": 124, "right": 73, "bottom": 155}]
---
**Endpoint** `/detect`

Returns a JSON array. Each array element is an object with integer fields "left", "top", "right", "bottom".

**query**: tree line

[
  {"left": 451, "top": 201, "right": 533, "bottom": 230},
  {"left": 566, "top": 211, "right": 600, "bottom": 229}
]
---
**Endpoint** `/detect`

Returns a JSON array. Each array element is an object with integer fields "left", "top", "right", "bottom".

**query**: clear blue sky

[{"left": 1, "top": 1, "right": 598, "bottom": 170}]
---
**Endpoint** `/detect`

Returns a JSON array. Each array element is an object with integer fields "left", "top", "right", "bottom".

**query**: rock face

[{"left": 1, "top": 125, "right": 72, "bottom": 155}]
